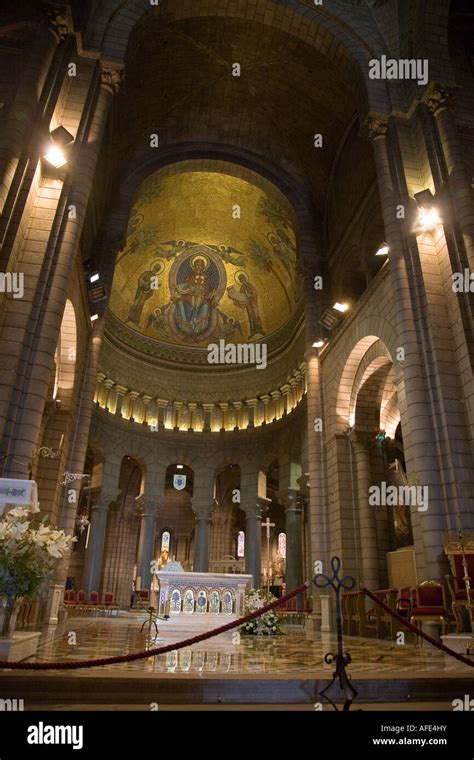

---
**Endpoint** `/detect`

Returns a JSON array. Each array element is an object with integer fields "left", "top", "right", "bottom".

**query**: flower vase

[{"left": 0, "top": 597, "right": 22, "bottom": 638}]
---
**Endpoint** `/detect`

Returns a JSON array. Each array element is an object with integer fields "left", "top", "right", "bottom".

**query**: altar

[{"left": 153, "top": 563, "right": 252, "bottom": 639}]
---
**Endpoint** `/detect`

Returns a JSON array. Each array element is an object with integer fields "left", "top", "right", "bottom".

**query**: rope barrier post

[
  {"left": 313, "top": 555, "right": 358, "bottom": 711},
  {"left": 140, "top": 606, "right": 158, "bottom": 639}
]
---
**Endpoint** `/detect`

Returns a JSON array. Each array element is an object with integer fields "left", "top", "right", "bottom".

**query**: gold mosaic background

[{"left": 109, "top": 167, "right": 302, "bottom": 349}]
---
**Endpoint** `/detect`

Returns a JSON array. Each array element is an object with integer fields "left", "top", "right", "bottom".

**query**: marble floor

[{"left": 28, "top": 613, "right": 472, "bottom": 678}]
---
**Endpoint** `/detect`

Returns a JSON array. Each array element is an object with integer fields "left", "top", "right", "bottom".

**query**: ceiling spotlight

[
  {"left": 43, "top": 126, "right": 74, "bottom": 169},
  {"left": 312, "top": 338, "right": 326, "bottom": 349},
  {"left": 414, "top": 189, "right": 441, "bottom": 232},
  {"left": 417, "top": 206, "right": 441, "bottom": 232},
  {"left": 375, "top": 242, "right": 389, "bottom": 256},
  {"left": 176, "top": 464, "right": 184, "bottom": 470},
  {"left": 89, "top": 272, "right": 100, "bottom": 284},
  {"left": 333, "top": 302, "right": 349, "bottom": 313},
  {"left": 90, "top": 313, "right": 99, "bottom": 322}
]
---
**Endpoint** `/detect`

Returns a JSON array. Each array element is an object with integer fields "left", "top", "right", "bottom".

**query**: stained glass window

[
  {"left": 237, "top": 530, "right": 245, "bottom": 557},
  {"left": 161, "top": 530, "right": 170, "bottom": 552},
  {"left": 278, "top": 532, "right": 286, "bottom": 559}
]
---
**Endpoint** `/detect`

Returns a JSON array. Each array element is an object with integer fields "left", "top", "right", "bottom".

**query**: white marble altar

[{"left": 153, "top": 564, "right": 252, "bottom": 640}]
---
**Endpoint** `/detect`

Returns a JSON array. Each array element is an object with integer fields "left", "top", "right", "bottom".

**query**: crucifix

[{"left": 261, "top": 516, "right": 275, "bottom": 594}]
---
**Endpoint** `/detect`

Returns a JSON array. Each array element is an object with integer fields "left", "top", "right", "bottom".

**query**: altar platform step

[{"left": 0, "top": 671, "right": 472, "bottom": 709}]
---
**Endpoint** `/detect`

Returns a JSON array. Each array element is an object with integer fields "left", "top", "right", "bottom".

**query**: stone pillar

[
  {"left": 241, "top": 498, "right": 270, "bottom": 588},
  {"left": 347, "top": 430, "right": 380, "bottom": 589},
  {"left": 280, "top": 489, "right": 304, "bottom": 605},
  {"left": 192, "top": 468, "right": 215, "bottom": 572},
  {"left": 114, "top": 386, "right": 127, "bottom": 417},
  {"left": 135, "top": 499, "right": 157, "bottom": 590},
  {"left": 193, "top": 507, "right": 212, "bottom": 572},
  {"left": 281, "top": 384, "right": 291, "bottom": 415},
  {"left": 245, "top": 399, "right": 258, "bottom": 428},
  {"left": 0, "top": 65, "right": 121, "bottom": 477},
  {"left": 368, "top": 114, "right": 449, "bottom": 579},
  {"left": 82, "top": 493, "right": 116, "bottom": 596},
  {"left": 424, "top": 84, "right": 474, "bottom": 268}
]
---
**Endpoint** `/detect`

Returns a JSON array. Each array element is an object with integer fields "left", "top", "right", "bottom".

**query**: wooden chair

[
  {"left": 355, "top": 591, "right": 377, "bottom": 637},
  {"left": 410, "top": 581, "right": 448, "bottom": 639},
  {"left": 445, "top": 553, "right": 474, "bottom": 632},
  {"left": 370, "top": 588, "right": 398, "bottom": 638},
  {"left": 343, "top": 590, "right": 360, "bottom": 636}
]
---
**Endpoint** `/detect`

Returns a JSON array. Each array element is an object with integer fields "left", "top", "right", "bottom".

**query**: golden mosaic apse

[{"left": 108, "top": 166, "right": 302, "bottom": 355}]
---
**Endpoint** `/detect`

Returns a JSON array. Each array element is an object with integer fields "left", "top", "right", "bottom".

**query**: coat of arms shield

[{"left": 173, "top": 474, "right": 187, "bottom": 491}]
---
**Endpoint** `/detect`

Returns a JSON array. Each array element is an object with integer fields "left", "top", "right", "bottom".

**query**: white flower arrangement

[
  {"left": 240, "top": 588, "right": 283, "bottom": 636},
  {"left": 0, "top": 505, "right": 75, "bottom": 600}
]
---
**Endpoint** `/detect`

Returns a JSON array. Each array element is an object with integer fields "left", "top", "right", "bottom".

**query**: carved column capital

[
  {"left": 45, "top": 5, "right": 71, "bottom": 41},
  {"left": 135, "top": 495, "right": 158, "bottom": 516},
  {"left": 365, "top": 113, "right": 389, "bottom": 142},
  {"left": 241, "top": 496, "right": 271, "bottom": 518},
  {"left": 424, "top": 83, "right": 452, "bottom": 115},
  {"left": 95, "top": 491, "right": 119, "bottom": 509},
  {"left": 101, "top": 65, "right": 124, "bottom": 94}
]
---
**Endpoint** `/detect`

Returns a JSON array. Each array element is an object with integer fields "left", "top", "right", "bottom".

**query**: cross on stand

[{"left": 261, "top": 516, "right": 275, "bottom": 594}]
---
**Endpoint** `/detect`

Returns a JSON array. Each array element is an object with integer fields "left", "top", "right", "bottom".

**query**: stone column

[
  {"left": 241, "top": 498, "right": 270, "bottom": 588},
  {"left": 368, "top": 114, "right": 448, "bottom": 579},
  {"left": 135, "top": 498, "right": 157, "bottom": 590},
  {"left": 347, "top": 430, "right": 380, "bottom": 589},
  {"left": 279, "top": 489, "right": 304, "bottom": 605},
  {"left": 82, "top": 492, "right": 117, "bottom": 597},
  {"left": 193, "top": 506, "right": 212, "bottom": 572},
  {"left": 114, "top": 386, "right": 127, "bottom": 417},
  {"left": 424, "top": 84, "right": 474, "bottom": 269},
  {"left": 192, "top": 468, "right": 215, "bottom": 572},
  {"left": 0, "top": 66, "right": 121, "bottom": 477}
]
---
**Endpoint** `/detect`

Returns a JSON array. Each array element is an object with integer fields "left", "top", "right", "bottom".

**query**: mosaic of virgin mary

[{"left": 168, "top": 248, "right": 227, "bottom": 342}]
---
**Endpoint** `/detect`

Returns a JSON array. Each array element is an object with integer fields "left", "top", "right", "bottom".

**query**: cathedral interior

[{"left": 0, "top": 0, "right": 473, "bottom": 722}]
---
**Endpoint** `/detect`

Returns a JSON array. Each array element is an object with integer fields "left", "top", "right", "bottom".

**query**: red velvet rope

[
  {"left": 0, "top": 582, "right": 310, "bottom": 670},
  {"left": 362, "top": 586, "right": 474, "bottom": 667}
]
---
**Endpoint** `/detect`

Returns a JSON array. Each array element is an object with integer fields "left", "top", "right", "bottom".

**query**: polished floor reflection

[{"left": 30, "top": 613, "right": 472, "bottom": 677}]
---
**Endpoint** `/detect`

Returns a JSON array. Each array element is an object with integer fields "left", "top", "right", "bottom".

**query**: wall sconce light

[
  {"left": 414, "top": 189, "right": 441, "bottom": 232},
  {"left": 312, "top": 338, "right": 326, "bottom": 349},
  {"left": 90, "top": 313, "right": 99, "bottom": 322},
  {"left": 375, "top": 242, "right": 389, "bottom": 256},
  {"left": 333, "top": 301, "right": 350, "bottom": 313},
  {"left": 43, "top": 126, "right": 74, "bottom": 169},
  {"left": 89, "top": 272, "right": 100, "bottom": 284}
]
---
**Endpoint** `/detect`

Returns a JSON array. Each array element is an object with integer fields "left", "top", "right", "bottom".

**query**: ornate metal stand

[
  {"left": 314, "top": 555, "right": 358, "bottom": 711},
  {"left": 140, "top": 606, "right": 159, "bottom": 639}
]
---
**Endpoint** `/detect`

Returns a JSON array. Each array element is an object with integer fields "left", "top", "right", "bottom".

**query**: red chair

[
  {"left": 410, "top": 581, "right": 448, "bottom": 637},
  {"left": 137, "top": 589, "right": 150, "bottom": 609},
  {"left": 77, "top": 590, "right": 86, "bottom": 604},
  {"left": 103, "top": 592, "right": 119, "bottom": 616},
  {"left": 89, "top": 591, "right": 100, "bottom": 605},
  {"left": 64, "top": 589, "right": 77, "bottom": 606}
]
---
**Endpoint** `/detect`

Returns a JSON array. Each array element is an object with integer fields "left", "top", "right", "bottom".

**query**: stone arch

[
  {"left": 333, "top": 316, "right": 399, "bottom": 432},
  {"left": 84, "top": 0, "right": 392, "bottom": 113}
]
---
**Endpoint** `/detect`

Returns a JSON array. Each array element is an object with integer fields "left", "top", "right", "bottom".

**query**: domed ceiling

[{"left": 107, "top": 162, "right": 303, "bottom": 366}]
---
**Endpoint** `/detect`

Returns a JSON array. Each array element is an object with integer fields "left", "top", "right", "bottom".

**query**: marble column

[
  {"left": 136, "top": 499, "right": 158, "bottom": 590},
  {"left": 82, "top": 493, "right": 116, "bottom": 596},
  {"left": 242, "top": 498, "right": 270, "bottom": 588}
]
